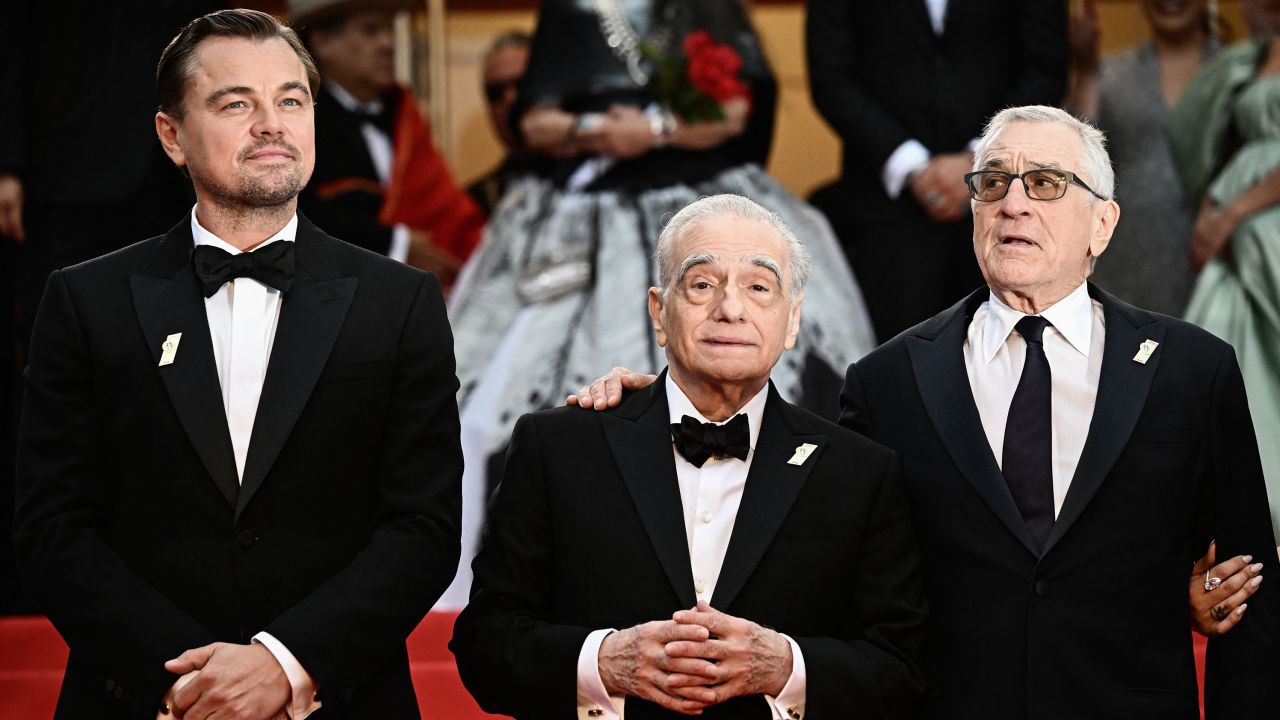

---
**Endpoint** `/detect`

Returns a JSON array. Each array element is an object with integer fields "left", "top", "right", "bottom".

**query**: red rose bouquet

[{"left": 644, "top": 30, "right": 750, "bottom": 122}]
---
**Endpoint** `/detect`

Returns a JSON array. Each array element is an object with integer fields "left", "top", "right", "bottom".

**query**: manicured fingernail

[
  {"left": 1250, "top": 563, "right": 1264, "bottom": 573},
  {"left": 1243, "top": 555, "right": 1253, "bottom": 563},
  {"left": 1236, "top": 603, "right": 1248, "bottom": 615},
  {"left": 1250, "top": 576, "right": 1263, "bottom": 587}
]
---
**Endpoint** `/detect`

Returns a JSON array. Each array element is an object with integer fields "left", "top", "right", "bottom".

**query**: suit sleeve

[
  {"left": 450, "top": 413, "right": 595, "bottom": 720},
  {"left": 259, "top": 272, "right": 463, "bottom": 708},
  {"left": 792, "top": 450, "right": 928, "bottom": 719},
  {"left": 1203, "top": 346, "right": 1280, "bottom": 718},
  {"left": 14, "top": 270, "right": 217, "bottom": 713},
  {"left": 805, "top": 0, "right": 917, "bottom": 172}
]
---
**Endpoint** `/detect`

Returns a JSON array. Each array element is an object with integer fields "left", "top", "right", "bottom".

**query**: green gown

[{"left": 1168, "top": 37, "right": 1280, "bottom": 540}]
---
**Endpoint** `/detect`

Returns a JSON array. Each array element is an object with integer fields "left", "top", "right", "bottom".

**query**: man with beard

[{"left": 13, "top": 9, "right": 462, "bottom": 719}]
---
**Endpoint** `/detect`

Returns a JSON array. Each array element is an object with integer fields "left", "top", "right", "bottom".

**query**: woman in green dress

[{"left": 1167, "top": 16, "right": 1280, "bottom": 540}]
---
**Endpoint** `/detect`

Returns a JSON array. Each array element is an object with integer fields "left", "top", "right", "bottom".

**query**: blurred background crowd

[{"left": 2, "top": 0, "right": 1278, "bottom": 614}]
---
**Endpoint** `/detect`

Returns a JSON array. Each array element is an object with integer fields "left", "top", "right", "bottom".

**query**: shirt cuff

[
  {"left": 577, "top": 628, "right": 624, "bottom": 720},
  {"left": 881, "top": 139, "right": 931, "bottom": 200},
  {"left": 388, "top": 224, "right": 410, "bottom": 263},
  {"left": 765, "top": 634, "right": 806, "bottom": 720},
  {"left": 252, "top": 632, "right": 322, "bottom": 720}
]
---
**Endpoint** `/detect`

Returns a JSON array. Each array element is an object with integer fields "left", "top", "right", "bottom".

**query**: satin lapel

[
  {"left": 711, "top": 386, "right": 823, "bottom": 610},
  {"left": 602, "top": 376, "right": 696, "bottom": 608},
  {"left": 908, "top": 295, "right": 1040, "bottom": 556},
  {"left": 1043, "top": 286, "right": 1165, "bottom": 554},
  {"left": 235, "top": 227, "right": 357, "bottom": 519},
  {"left": 131, "top": 219, "right": 239, "bottom": 508},
  {"left": 906, "top": 0, "right": 932, "bottom": 32}
]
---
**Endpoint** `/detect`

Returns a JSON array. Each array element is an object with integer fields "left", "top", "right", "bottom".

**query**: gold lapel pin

[
  {"left": 1133, "top": 339, "right": 1159, "bottom": 365},
  {"left": 787, "top": 443, "right": 818, "bottom": 466},
  {"left": 159, "top": 332, "right": 182, "bottom": 367}
]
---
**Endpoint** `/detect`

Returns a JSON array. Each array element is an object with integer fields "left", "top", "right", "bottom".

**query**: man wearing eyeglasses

[
  {"left": 571, "top": 105, "right": 1280, "bottom": 718},
  {"left": 839, "top": 104, "right": 1280, "bottom": 719}
]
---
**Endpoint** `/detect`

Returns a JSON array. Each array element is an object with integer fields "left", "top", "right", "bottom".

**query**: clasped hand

[
  {"left": 159, "top": 642, "right": 290, "bottom": 720},
  {"left": 598, "top": 601, "right": 792, "bottom": 715}
]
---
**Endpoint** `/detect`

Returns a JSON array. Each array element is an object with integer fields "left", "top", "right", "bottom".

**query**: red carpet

[{"left": 0, "top": 613, "right": 1207, "bottom": 718}]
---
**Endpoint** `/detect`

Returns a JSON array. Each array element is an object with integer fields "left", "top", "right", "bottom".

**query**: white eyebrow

[
  {"left": 748, "top": 255, "right": 782, "bottom": 284},
  {"left": 676, "top": 252, "right": 716, "bottom": 284}
]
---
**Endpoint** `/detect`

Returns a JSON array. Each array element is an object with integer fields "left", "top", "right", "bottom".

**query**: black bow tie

[
  {"left": 671, "top": 414, "right": 750, "bottom": 468},
  {"left": 351, "top": 104, "right": 394, "bottom": 135},
  {"left": 192, "top": 241, "right": 295, "bottom": 298}
]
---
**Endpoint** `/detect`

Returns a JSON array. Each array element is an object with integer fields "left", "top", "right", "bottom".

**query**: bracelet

[{"left": 649, "top": 109, "right": 677, "bottom": 148}]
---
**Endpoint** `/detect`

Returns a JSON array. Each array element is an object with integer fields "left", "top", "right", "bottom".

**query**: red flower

[{"left": 684, "top": 33, "right": 748, "bottom": 103}]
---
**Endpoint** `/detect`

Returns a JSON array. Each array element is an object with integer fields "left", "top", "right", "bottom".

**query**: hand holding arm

[
  {"left": 565, "top": 366, "right": 658, "bottom": 409},
  {"left": 165, "top": 643, "right": 290, "bottom": 720},
  {"left": 1189, "top": 541, "right": 1264, "bottom": 637}
]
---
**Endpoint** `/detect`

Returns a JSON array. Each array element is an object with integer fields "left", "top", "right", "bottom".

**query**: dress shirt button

[
  {"left": 587, "top": 709, "right": 604, "bottom": 718},
  {"left": 1034, "top": 579, "right": 1050, "bottom": 597},
  {"left": 698, "top": 510, "right": 712, "bottom": 524},
  {"left": 694, "top": 579, "right": 706, "bottom": 595},
  {"left": 237, "top": 530, "right": 257, "bottom": 548}
]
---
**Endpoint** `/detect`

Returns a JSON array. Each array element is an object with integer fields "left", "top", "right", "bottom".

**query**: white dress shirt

[
  {"left": 576, "top": 376, "right": 807, "bottom": 720},
  {"left": 190, "top": 209, "right": 320, "bottom": 720},
  {"left": 963, "top": 282, "right": 1105, "bottom": 516},
  {"left": 325, "top": 82, "right": 411, "bottom": 263}
]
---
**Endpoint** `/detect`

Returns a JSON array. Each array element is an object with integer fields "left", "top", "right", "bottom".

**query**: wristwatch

[{"left": 649, "top": 109, "right": 677, "bottom": 148}]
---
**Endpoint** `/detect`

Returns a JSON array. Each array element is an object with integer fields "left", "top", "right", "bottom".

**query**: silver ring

[{"left": 1204, "top": 572, "right": 1222, "bottom": 592}]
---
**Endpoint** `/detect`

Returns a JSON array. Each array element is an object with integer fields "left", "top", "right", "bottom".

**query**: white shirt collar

[
  {"left": 665, "top": 372, "right": 768, "bottom": 454},
  {"left": 981, "top": 281, "right": 1094, "bottom": 364},
  {"left": 190, "top": 204, "right": 298, "bottom": 255},
  {"left": 325, "top": 81, "right": 383, "bottom": 116}
]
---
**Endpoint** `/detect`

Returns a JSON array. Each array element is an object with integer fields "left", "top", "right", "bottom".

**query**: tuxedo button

[
  {"left": 105, "top": 679, "right": 115, "bottom": 693},
  {"left": 1034, "top": 579, "right": 1050, "bottom": 597},
  {"left": 237, "top": 530, "right": 257, "bottom": 548},
  {"left": 113, "top": 685, "right": 125, "bottom": 699}
]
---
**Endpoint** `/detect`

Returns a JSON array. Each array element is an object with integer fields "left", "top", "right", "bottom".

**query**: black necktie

[
  {"left": 671, "top": 414, "right": 750, "bottom": 468},
  {"left": 1003, "top": 315, "right": 1055, "bottom": 551},
  {"left": 192, "top": 242, "right": 296, "bottom": 298}
]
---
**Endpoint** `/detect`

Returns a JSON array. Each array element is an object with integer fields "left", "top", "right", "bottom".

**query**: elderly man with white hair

[
  {"left": 571, "top": 106, "right": 1280, "bottom": 719},
  {"left": 451, "top": 194, "right": 927, "bottom": 720}
]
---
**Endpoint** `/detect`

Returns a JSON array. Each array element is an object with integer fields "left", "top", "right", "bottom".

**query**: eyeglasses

[{"left": 964, "top": 169, "right": 1106, "bottom": 202}]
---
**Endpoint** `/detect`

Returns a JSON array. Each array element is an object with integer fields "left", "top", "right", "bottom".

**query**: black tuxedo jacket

[
  {"left": 806, "top": 0, "right": 1067, "bottom": 223},
  {"left": 839, "top": 284, "right": 1280, "bottom": 720},
  {"left": 14, "top": 214, "right": 462, "bottom": 719},
  {"left": 451, "top": 374, "right": 927, "bottom": 719}
]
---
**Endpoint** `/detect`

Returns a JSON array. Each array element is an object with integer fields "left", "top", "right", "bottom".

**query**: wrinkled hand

[
  {"left": 598, "top": 620, "right": 718, "bottom": 714},
  {"left": 665, "top": 602, "right": 793, "bottom": 704},
  {"left": 1190, "top": 200, "right": 1240, "bottom": 270},
  {"left": 566, "top": 366, "right": 657, "bottom": 409},
  {"left": 0, "top": 174, "right": 24, "bottom": 243},
  {"left": 1190, "top": 541, "right": 1264, "bottom": 637},
  {"left": 164, "top": 642, "right": 289, "bottom": 720},
  {"left": 911, "top": 153, "right": 972, "bottom": 223},
  {"left": 1068, "top": 0, "right": 1101, "bottom": 73}
]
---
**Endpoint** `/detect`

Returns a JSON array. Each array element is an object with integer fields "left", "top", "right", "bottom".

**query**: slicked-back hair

[
  {"left": 157, "top": 8, "right": 320, "bottom": 122},
  {"left": 973, "top": 105, "right": 1115, "bottom": 202},
  {"left": 656, "top": 194, "right": 811, "bottom": 298}
]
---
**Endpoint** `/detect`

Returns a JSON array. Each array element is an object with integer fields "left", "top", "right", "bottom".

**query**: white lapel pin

[
  {"left": 1133, "top": 339, "right": 1159, "bottom": 365},
  {"left": 159, "top": 332, "right": 182, "bottom": 367},
  {"left": 787, "top": 443, "right": 818, "bottom": 466}
]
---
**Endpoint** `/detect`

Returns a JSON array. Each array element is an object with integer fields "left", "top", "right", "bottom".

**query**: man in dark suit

[
  {"left": 837, "top": 106, "right": 1280, "bottom": 719},
  {"left": 13, "top": 10, "right": 461, "bottom": 719},
  {"left": 451, "top": 194, "right": 926, "bottom": 720},
  {"left": 571, "top": 106, "right": 1279, "bottom": 718},
  {"left": 292, "top": 0, "right": 485, "bottom": 285},
  {"left": 805, "top": 0, "right": 1067, "bottom": 342}
]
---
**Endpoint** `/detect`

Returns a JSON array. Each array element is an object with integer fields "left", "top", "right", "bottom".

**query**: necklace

[{"left": 593, "top": 0, "right": 674, "bottom": 86}]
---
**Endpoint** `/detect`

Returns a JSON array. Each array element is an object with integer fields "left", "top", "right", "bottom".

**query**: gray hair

[
  {"left": 973, "top": 105, "right": 1115, "bottom": 201},
  {"left": 656, "top": 194, "right": 810, "bottom": 298}
]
